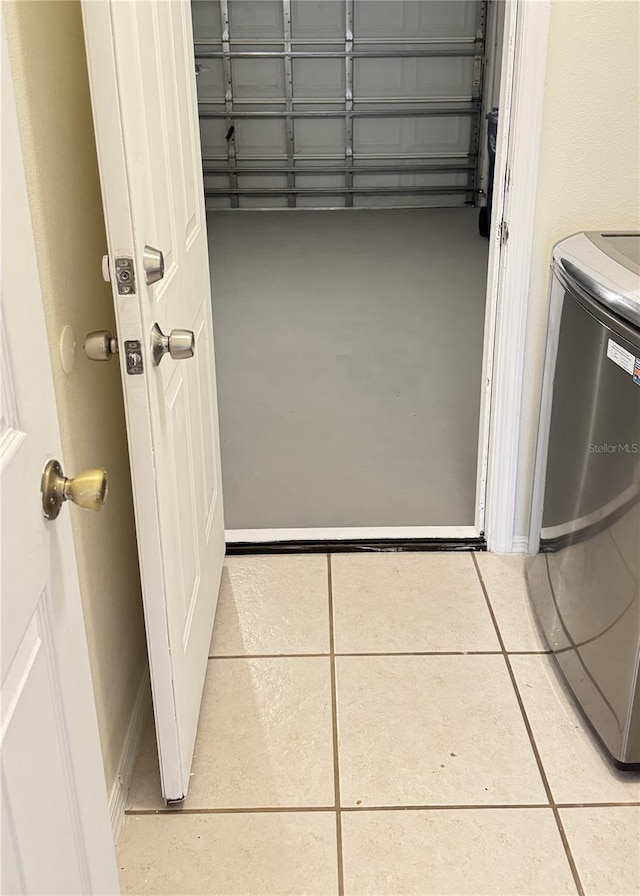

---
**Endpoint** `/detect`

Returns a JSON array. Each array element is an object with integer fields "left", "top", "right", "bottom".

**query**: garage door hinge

[{"left": 500, "top": 220, "right": 510, "bottom": 246}]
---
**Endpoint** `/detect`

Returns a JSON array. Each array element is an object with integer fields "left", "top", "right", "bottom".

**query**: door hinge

[{"left": 500, "top": 220, "right": 510, "bottom": 246}]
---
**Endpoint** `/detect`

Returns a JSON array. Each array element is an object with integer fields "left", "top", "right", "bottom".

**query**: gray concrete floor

[{"left": 207, "top": 208, "right": 489, "bottom": 530}]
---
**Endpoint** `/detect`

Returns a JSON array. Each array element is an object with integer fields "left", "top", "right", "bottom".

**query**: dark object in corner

[{"left": 479, "top": 108, "right": 499, "bottom": 239}]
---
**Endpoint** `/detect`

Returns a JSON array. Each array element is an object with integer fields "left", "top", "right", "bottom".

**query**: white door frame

[
  {"left": 477, "top": 0, "right": 552, "bottom": 553},
  {"left": 227, "top": 0, "right": 552, "bottom": 549}
]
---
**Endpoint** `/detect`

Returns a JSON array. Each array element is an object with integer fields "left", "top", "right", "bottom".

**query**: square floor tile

[
  {"left": 560, "top": 806, "right": 640, "bottom": 895},
  {"left": 341, "top": 808, "right": 577, "bottom": 895},
  {"left": 331, "top": 553, "right": 499, "bottom": 653},
  {"left": 476, "top": 553, "right": 548, "bottom": 652},
  {"left": 210, "top": 555, "right": 330, "bottom": 656},
  {"left": 335, "top": 654, "right": 546, "bottom": 806},
  {"left": 510, "top": 655, "right": 640, "bottom": 804},
  {"left": 127, "top": 658, "right": 335, "bottom": 810},
  {"left": 117, "top": 811, "right": 339, "bottom": 895}
]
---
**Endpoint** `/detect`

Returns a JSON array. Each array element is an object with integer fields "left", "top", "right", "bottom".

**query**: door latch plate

[
  {"left": 124, "top": 340, "right": 144, "bottom": 375},
  {"left": 115, "top": 257, "right": 136, "bottom": 295}
]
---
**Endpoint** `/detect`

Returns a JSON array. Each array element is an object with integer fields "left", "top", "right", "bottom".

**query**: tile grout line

[
  {"left": 327, "top": 553, "right": 345, "bottom": 896},
  {"left": 207, "top": 650, "right": 551, "bottom": 660},
  {"left": 472, "top": 554, "right": 586, "bottom": 896},
  {"left": 208, "top": 653, "right": 330, "bottom": 660},
  {"left": 125, "top": 806, "right": 336, "bottom": 816},
  {"left": 123, "top": 800, "right": 640, "bottom": 817}
]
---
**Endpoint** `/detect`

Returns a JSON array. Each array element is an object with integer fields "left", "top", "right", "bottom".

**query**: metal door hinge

[{"left": 500, "top": 220, "right": 510, "bottom": 246}]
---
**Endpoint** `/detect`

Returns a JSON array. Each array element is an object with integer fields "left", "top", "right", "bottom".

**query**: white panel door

[
  {"left": 0, "top": 28, "right": 118, "bottom": 895},
  {"left": 82, "top": 1, "right": 225, "bottom": 802}
]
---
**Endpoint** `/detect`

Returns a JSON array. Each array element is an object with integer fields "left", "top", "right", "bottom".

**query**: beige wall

[
  {"left": 3, "top": 1, "right": 147, "bottom": 797},
  {"left": 516, "top": 0, "right": 640, "bottom": 537}
]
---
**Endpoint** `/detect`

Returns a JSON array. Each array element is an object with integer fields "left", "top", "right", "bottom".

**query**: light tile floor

[{"left": 119, "top": 552, "right": 640, "bottom": 896}]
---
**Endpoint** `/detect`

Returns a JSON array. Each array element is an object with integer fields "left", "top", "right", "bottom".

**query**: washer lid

[{"left": 552, "top": 231, "right": 640, "bottom": 328}]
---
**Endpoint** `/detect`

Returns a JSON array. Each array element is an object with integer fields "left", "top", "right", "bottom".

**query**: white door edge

[
  {"left": 476, "top": 0, "right": 552, "bottom": 553},
  {"left": 226, "top": 526, "right": 480, "bottom": 543},
  {"left": 80, "top": 0, "right": 183, "bottom": 799},
  {"left": 82, "top": 0, "right": 226, "bottom": 803}
]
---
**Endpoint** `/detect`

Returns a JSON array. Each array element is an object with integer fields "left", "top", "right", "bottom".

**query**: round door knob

[
  {"left": 84, "top": 330, "right": 118, "bottom": 362},
  {"left": 151, "top": 322, "right": 195, "bottom": 366},
  {"left": 168, "top": 329, "right": 195, "bottom": 360},
  {"left": 41, "top": 460, "right": 108, "bottom": 520}
]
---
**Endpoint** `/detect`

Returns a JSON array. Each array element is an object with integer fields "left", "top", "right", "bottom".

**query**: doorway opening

[{"left": 191, "top": 0, "right": 506, "bottom": 542}]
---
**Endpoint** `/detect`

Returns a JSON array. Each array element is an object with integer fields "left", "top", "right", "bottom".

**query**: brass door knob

[{"left": 41, "top": 459, "right": 108, "bottom": 520}]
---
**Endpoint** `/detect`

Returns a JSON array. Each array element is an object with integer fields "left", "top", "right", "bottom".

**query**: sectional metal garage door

[{"left": 191, "top": 0, "right": 490, "bottom": 209}]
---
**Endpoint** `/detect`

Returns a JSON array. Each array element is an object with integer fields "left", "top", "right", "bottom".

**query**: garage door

[{"left": 192, "top": 0, "right": 488, "bottom": 209}]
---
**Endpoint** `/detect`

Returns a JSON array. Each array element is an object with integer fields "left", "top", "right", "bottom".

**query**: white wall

[
  {"left": 3, "top": 1, "right": 148, "bottom": 799},
  {"left": 515, "top": 0, "right": 640, "bottom": 541}
]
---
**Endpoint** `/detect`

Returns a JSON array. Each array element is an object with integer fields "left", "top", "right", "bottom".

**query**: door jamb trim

[{"left": 476, "top": 0, "right": 552, "bottom": 553}]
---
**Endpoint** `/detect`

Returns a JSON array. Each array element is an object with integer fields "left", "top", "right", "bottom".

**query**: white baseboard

[
  {"left": 511, "top": 535, "right": 529, "bottom": 554},
  {"left": 108, "top": 665, "right": 151, "bottom": 844}
]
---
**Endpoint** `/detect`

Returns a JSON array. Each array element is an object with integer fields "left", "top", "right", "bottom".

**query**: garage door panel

[
  {"left": 232, "top": 58, "right": 285, "bottom": 98},
  {"left": 354, "top": 116, "right": 471, "bottom": 155},
  {"left": 228, "top": 1, "right": 283, "bottom": 39},
  {"left": 291, "top": 0, "right": 346, "bottom": 40},
  {"left": 243, "top": 195, "right": 289, "bottom": 208},
  {"left": 204, "top": 174, "right": 232, "bottom": 192},
  {"left": 196, "top": 60, "right": 225, "bottom": 99},
  {"left": 354, "top": 0, "right": 480, "bottom": 39},
  {"left": 236, "top": 118, "right": 287, "bottom": 155},
  {"left": 199, "top": 118, "right": 229, "bottom": 158},
  {"left": 192, "top": 0, "right": 222, "bottom": 40},
  {"left": 296, "top": 173, "right": 347, "bottom": 208},
  {"left": 295, "top": 119, "right": 346, "bottom": 155},
  {"left": 192, "top": 0, "right": 486, "bottom": 209},
  {"left": 293, "top": 59, "right": 345, "bottom": 99},
  {"left": 236, "top": 173, "right": 288, "bottom": 191},
  {"left": 354, "top": 192, "right": 467, "bottom": 208},
  {"left": 417, "top": 0, "right": 482, "bottom": 37},
  {"left": 354, "top": 170, "right": 470, "bottom": 189},
  {"left": 355, "top": 58, "right": 474, "bottom": 98}
]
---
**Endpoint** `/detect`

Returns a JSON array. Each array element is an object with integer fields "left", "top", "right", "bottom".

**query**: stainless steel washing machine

[{"left": 527, "top": 231, "right": 640, "bottom": 769}]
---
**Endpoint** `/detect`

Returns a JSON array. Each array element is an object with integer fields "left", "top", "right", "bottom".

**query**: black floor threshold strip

[{"left": 226, "top": 537, "right": 487, "bottom": 555}]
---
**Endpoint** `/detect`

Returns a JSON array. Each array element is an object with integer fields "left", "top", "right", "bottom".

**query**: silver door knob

[
  {"left": 84, "top": 330, "right": 118, "bottom": 362},
  {"left": 150, "top": 322, "right": 195, "bottom": 366},
  {"left": 42, "top": 459, "right": 108, "bottom": 520}
]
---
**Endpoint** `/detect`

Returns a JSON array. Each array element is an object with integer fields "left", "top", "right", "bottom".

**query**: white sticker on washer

[{"left": 607, "top": 339, "right": 635, "bottom": 375}]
